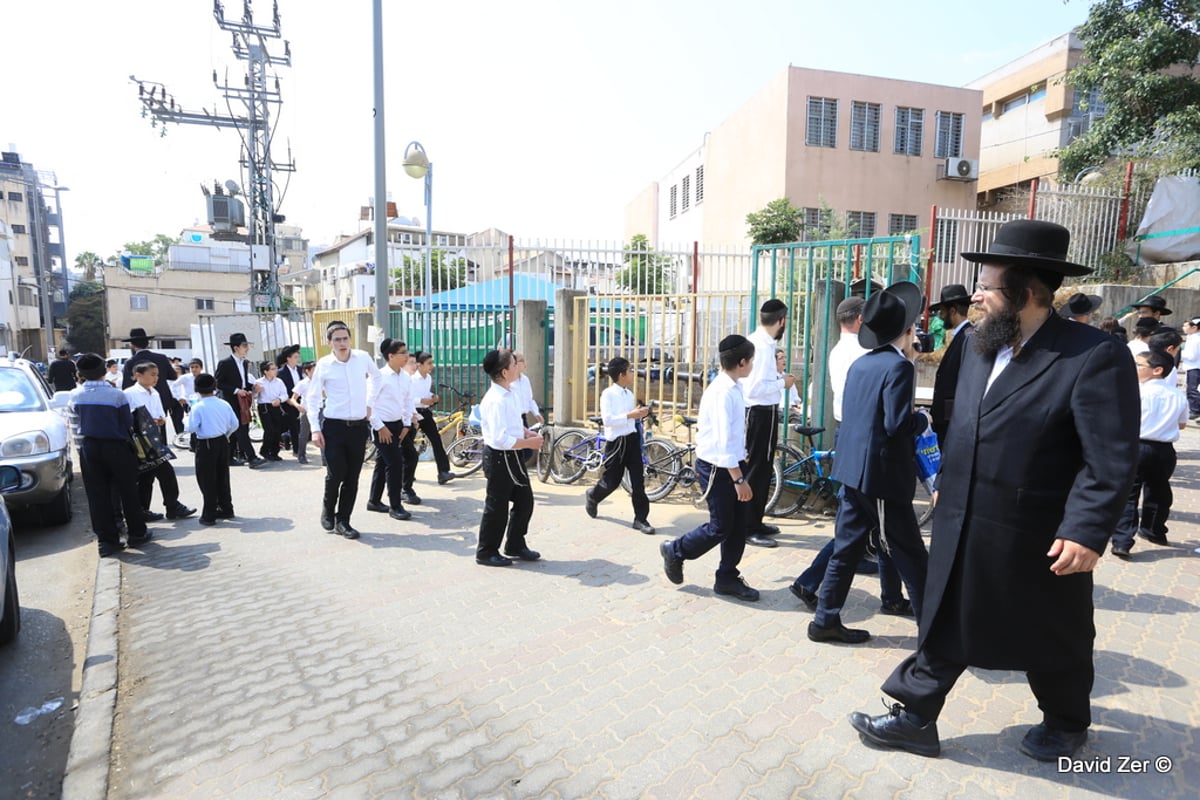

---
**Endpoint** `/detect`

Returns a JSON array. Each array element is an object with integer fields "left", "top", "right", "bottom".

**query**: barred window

[
  {"left": 14, "top": 256, "right": 29, "bottom": 267},
  {"left": 695, "top": 165, "right": 704, "bottom": 204},
  {"left": 894, "top": 107, "right": 924, "bottom": 156},
  {"left": 934, "top": 111, "right": 964, "bottom": 159},
  {"left": 846, "top": 211, "right": 876, "bottom": 238},
  {"left": 669, "top": 184, "right": 678, "bottom": 219},
  {"left": 850, "top": 102, "right": 881, "bottom": 152},
  {"left": 10, "top": 224, "right": 25, "bottom": 234},
  {"left": 6, "top": 192, "right": 22, "bottom": 202},
  {"left": 195, "top": 297, "right": 215, "bottom": 311},
  {"left": 806, "top": 97, "right": 838, "bottom": 148},
  {"left": 802, "top": 207, "right": 832, "bottom": 241},
  {"left": 888, "top": 213, "right": 918, "bottom": 235},
  {"left": 130, "top": 294, "right": 149, "bottom": 310},
  {"left": 681, "top": 175, "right": 691, "bottom": 212}
]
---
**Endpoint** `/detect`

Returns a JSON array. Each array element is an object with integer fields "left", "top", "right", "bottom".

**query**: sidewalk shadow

[
  {"left": 360, "top": 528, "right": 475, "bottom": 556},
  {"left": 1095, "top": 585, "right": 1198, "bottom": 614},
  {"left": 965, "top": 650, "right": 1186, "bottom": 695},
  {"left": 235, "top": 516, "right": 295, "bottom": 534},
  {"left": 119, "top": 540, "right": 220, "bottom": 571},
  {"left": 527, "top": 557, "right": 649, "bottom": 587}
]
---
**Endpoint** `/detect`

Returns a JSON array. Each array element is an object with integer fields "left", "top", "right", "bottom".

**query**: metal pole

[
  {"left": 371, "top": 0, "right": 390, "bottom": 348},
  {"left": 423, "top": 166, "right": 433, "bottom": 348},
  {"left": 53, "top": 187, "right": 69, "bottom": 308}
]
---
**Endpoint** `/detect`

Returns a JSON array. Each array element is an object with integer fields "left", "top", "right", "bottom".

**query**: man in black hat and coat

[
  {"left": 214, "top": 333, "right": 266, "bottom": 469},
  {"left": 807, "top": 281, "right": 931, "bottom": 645},
  {"left": 928, "top": 284, "right": 973, "bottom": 444},
  {"left": 849, "top": 220, "right": 1139, "bottom": 762},
  {"left": 120, "top": 328, "right": 178, "bottom": 420},
  {"left": 276, "top": 344, "right": 303, "bottom": 455},
  {"left": 1060, "top": 292, "right": 1103, "bottom": 324}
]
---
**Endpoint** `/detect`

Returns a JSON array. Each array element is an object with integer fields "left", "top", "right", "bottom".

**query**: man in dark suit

[
  {"left": 807, "top": 281, "right": 931, "bottom": 645},
  {"left": 121, "top": 328, "right": 178, "bottom": 420},
  {"left": 276, "top": 344, "right": 303, "bottom": 455},
  {"left": 214, "top": 332, "right": 266, "bottom": 469},
  {"left": 849, "top": 220, "right": 1139, "bottom": 762},
  {"left": 928, "top": 284, "right": 973, "bottom": 444}
]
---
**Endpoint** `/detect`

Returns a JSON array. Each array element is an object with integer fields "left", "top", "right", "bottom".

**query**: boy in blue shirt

[{"left": 185, "top": 373, "right": 241, "bottom": 525}]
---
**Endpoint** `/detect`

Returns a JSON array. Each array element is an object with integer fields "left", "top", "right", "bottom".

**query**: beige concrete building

[
  {"left": 626, "top": 66, "right": 982, "bottom": 252},
  {"left": 968, "top": 31, "right": 1102, "bottom": 199}
]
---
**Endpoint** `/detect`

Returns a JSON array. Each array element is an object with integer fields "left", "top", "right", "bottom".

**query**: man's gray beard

[{"left": 973, "top": 306, "right": 1022, "bottom": 358}]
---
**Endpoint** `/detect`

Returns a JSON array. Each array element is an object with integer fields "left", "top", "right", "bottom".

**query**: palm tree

[{"left": 74, "top": 251, "right": 103, "bottom": 283}]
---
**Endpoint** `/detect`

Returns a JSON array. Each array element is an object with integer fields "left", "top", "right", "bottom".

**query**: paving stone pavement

[{"left": 97, "top": 431, "right": 1200, "bottom": 799}]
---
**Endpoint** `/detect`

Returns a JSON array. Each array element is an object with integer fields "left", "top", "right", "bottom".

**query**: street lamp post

[
  {"left": 402, "top": 141, "right": 433, "bottom": 348},
  {"left": 370, "top": 0, "right": 390, "bottom": 353}
]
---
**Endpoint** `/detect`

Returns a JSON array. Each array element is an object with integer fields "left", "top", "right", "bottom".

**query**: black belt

[{"left": 325, "top": 417, "right": 369, "bottom": 427}]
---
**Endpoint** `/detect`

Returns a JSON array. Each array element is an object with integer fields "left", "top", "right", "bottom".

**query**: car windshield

[{"left": 0, "top": 369, "right": 47, "bottom": 413}]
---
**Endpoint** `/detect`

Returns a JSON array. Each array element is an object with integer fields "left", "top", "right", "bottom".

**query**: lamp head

[{"left": 402, "top": 141, "right": 429, "bottom": 179}]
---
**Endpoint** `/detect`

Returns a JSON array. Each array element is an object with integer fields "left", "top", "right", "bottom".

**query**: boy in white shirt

[
  {"left": 287, "top": 361, "right": 318, "bottom": 465},
  {"left": 584, "top": 356, "right": 654, "bottom": 534},
  {"left": 254, "top": 361, "right": 288, "bottom": 461},
  {"left": 125, "top": 362, "right": 194, "bottom": 521},
  {"left": 659, "top": 335, "right": 759, "bottom": 601}
]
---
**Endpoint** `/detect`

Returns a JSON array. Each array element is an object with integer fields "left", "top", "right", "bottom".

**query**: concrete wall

[{"left": 103, "top": 263, "right": 250, "bottom": 351}]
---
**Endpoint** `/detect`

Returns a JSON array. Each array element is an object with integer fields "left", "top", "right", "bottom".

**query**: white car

[
  {"left": 0, "top": 355, "right": 74, "bottom": 525},
  {"left": 1, "top": 464, "right": 22, "bottom": 644}
]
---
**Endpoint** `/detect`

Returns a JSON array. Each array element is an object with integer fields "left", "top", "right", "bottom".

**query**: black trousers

[
  {"left": 80, "top": 438, "right": 146, "bottom": 544},
  {"left": 587, "top": 432, "right": 650, "bottom": 523},
  {"left": 1112, "top": 439, "right": 1177, "bottom": 549},
  {"left": 137, "top": 460, "right": 181, "bottom": 511},
  {"left": 1187, "top": 369, "right": 1200, "bottom": 417},
  {"left": 416, "top": 407, "right": 452, "bottom": 474},
  {"left": 744, "top": 405, "right": 778, "bottom": 533},
  {"left": 258, "top": 403, "right": 284, "bottom": 457},
  {"left": 669, "top": 460, "right": 747, "bottom": 581},
  {"left": 814, "top": 485, "right": 928, "bottom": 628},
  {"left": 477, "top": 446, "right": 534, "bottom": 558},
  {"left": 194, "top": 435, "right": 232, "bottom": 520},
  {"left": 369, "top": 421, "right": 411, "bottom": 510},
  {"left": 321, "top": 418, "right": 369, "bottom": 523},
  {"left": 882, "top": 645, "right": 1095, "bottom": 732},
  {"left": 223, "top": 397, "right": 257, "bottom": 461},
  {"left": 170, "top": 402, "right": 186, "bottom": 436},
  {"left": 281, "top": 405, "right": 300, "bottom": 451}
]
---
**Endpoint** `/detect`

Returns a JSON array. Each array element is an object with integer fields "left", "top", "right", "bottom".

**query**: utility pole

[{"left": 132, "top": 0, "right": 295, "bottom": 312}]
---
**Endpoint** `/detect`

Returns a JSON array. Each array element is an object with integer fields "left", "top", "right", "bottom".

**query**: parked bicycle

[
  {"left": 765, "top": 424, "right": 838, "bottom": 518},
  {"left": 548, "top": 415, "right": 608, "bottom": 484},
  {"left": 411, "top": 383, "right": 478, "bottom": 459}
]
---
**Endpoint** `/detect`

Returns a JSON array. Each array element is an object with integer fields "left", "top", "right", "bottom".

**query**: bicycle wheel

[
  {"left": 914, "top": 475, "right": 936, "bottom": 529},
  {"left": 621, "top": 438, "right": 680, "bottom": 502},
  {"left": 445, "top": 435, "right": 485, "bottom": 477},
  {"left": 248, "top": 416, "right": 264, "bottom": 443},
  {"left": 766, "top": 445, "right": 811, "bottom": 518},
  {"left": 536, "top": 427, "right": 555, "bottom": 483},
  {"left": 549, "top": 430, "right": 590, "bottom": 484}
]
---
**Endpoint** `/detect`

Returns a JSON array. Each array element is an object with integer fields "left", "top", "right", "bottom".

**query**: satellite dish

[{"left": 225, "top": 180, "right": 242, "bottom": 196}]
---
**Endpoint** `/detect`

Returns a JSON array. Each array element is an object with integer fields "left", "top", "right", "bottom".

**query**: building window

[
  {"left": 669, "top": 184, "right": 678, "bottom": 219},
  {"left": 10, "top": 224, "right": 25, "bottom": 235},
  {"left": 14, "top": 256, "right": 28, "bottom": 267},
  {"left": 18, "top": 286, "right": 35, "bottom": 306},
  {"left": 1001, "top": 94, "right": 1028, "bottom": 114},
  {"left": 894, "top": 107, "right": 924, "bottom": 156},
  {"left": 195, "top": 297, "right": 215, "bottom": 311},
  {"left": 850, "top": 101, "right": 881, "bottom": 152},
  {"left": 130, "top": 294, "right": 149, "bottom": 310},
  {"left": 695, "top": 165, "right": 704, "bottom": 204},
  {"left": 846, "top": 211, "right": 876, "bottom": 238},
  {"left": 806, "top": 97, "right": 838, "bottom": 148},
  {"left": 934, "top": 111, "right": 965, "bottom": 159},
  {"left": 1072, "top": 87, "right": 1106, "bottom": 117},
  {"left": 801, "top": 207, "right": 832, "bottom": 241},
  {"left": 888, "top": 213, "right": 919, "bottom": 235},
  {"left": 934, "top": 218, "right": 959, "bottom": 263},
  {"left": 6, "top": 192, "right": 22, "bottom": 203},
  {"left": 436, "top": 235, "right": 449, "bottom": 246},
  {"left": 681, "top": 175, "right": 691, "bottom": 212}
]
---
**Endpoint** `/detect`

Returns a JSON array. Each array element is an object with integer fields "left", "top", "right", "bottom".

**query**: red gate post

[
  {"left": 1027, "top": 177, "right": 1039, "bottom": 219},
  {"left": 1117, "top": 161, "right": 1135, "bottom": 241}
]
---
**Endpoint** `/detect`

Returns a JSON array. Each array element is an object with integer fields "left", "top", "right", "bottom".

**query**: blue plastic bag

[{"left": 914, "top": 427, "right": 941, "bottom": 482}]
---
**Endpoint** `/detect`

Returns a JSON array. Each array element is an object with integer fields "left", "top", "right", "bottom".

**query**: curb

[{"left": 61, "top": 555, "right": 120, "bottom": 800}]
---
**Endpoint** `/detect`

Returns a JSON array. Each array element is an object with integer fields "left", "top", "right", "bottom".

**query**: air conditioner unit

[{"left": 944, "top": 157, "right": 978, "bottom": 181}]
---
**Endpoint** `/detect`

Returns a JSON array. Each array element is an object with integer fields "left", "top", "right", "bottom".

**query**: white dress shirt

[
  {"left": 291, "top": 376, "right": 311, "bottom": 405},
  {"left": 306, "top": 349, "right": 383, "bottom": 429},
  {"left": 600, "top": 383, "right": 637, "bottom": 439},
  {"left": 1128, "top": 339, "right": 1150, "bottom": 357},
  {"left": 512, "top": 373, "right": 540, "bottom": 416},
  {"left": 1182, "top": 334, "right": 1200, "bottom": 372},
  {"left": 410, "top": 372, "right": 435, "bottom": 408},
  {"left": 740, "top": 327, "right": 785, "bottom": 407},
  {"left": 255, "top": 376, "right": 289, "bottom": 405},
  {"left": 479, "top": 382, "right": 526, "bottom": 450},
  {"left": 695, "top": 371, "right": 747, "bottom": 468},
  {"left": 125, "top": 383, "right": 165, "bottom": 420},
  {"left": 369, "top": 366, "right": 413, "bottom": 430},
  {"left": 1140, "top": 379, "right": 1188, "bottom": 442},
  {"left": 829, "top": 331, "right": 869, "bottom": 422}
]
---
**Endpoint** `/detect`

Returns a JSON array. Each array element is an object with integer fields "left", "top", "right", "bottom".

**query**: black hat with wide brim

[
  {"left": 1131, "top": 295, "right": 1172, "bottom": 316},
  {"left": 1059, "top": 292, "right": 1103, "bottom": 317},
  {"left": 859, "top": 281, "right": 925, "bottom": 350},
  {"left": 120, "top": 327, "right": 152, "bottom": 342},
  {"left": 961, "top": 220, "right": 1091, "bottom": 276},
  {"left": 929, "top": 284, "right": 971, "bottom": 311}
]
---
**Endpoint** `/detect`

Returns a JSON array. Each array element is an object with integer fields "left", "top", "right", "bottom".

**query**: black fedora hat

[
  {"left": 1060, "top": 292, "right": 1103, "bottom": 317},
  {"left": 275, "top": 343, "right": 301, "bottom": 366},
  {"left": 962, "top": 220, "right": 1090, "bottom": 276},
  {"left": 120, "top": 327, "right": 152, "bottom": 342},
  {"left": 1131, "top": 295, "right": 1172, "bottom": 316},
  {"left": 225, "top": 332, "right": 252, "bottom": 347},
  {"left": 928, "top": 284, "right": 971, "bottom": 311},
  {"left": 859, "top": 281, "right": 925, "bottom": 350}
]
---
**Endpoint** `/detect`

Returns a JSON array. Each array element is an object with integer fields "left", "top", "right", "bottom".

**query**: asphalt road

[{"left": 0, "top": 488, "right": 95, "bottom": 800}]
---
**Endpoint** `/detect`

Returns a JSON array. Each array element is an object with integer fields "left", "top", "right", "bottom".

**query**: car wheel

[
  {"left": 42, "top": 480, "right": 73, "bottom": 526},
  {"left": 0, "top": 536, "right": 19, "bottom": 645}
]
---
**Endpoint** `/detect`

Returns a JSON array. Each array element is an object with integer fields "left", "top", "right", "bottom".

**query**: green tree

[
  {"left": 119, "top": 233, "right": 177, "bottom": 265},
  {"left": 390, "top": 249, "right": 468, "bottom": 295},
  {"left": 616, "top": 234, "right": 673, "bottom": 294},
  {"left": 74, "top": 250, "right": 104, "bottom": 283},
  {"left": 1059, "top": 0, "right": 1200, "bottom": 178},
  {"left": 746, "top": 198, "right": 804, "bottom": 244},
  {"left": 65, "top": 283, "right": 106, "bottom": 355}
]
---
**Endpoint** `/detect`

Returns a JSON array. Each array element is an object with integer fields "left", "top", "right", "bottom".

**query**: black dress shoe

[
  {"left": 631, "top": 519, "right": 656, "bottom": 535},
  {"left": 366, "top": 500, "right": 389, "bottom": 513},
  {"left": 166, "top": 504, "right": 196, "bottom": 520},
  {"left": 229, "top": 457, "right": 246, "bottom": 467},
  {"left": 98, "top": 540, "right": 126, "bottom": 558},
  {"left": 1018, "top": 723, "right": 1087, "bottom": 762},
  {"left": 807, "top": 620, "right": 871, "bottom": 644},
  {"left": 755, "top": 523, "right": 781, "bottom": 536},
  {"left": 266, "top": 454, "right": 283, "bottom": 462},
  {"left": 401, "top": 491, "right": 422, "bottom": 506},
  {"left": 320, "top": 511, "right": 335, "bottom": 532},
  {"left": 1110, "top": 543, "right": 1132, "bottom": 559},
  {"left": 880, "top": 599, "right": 915, "bottom": 617},
  {"left": 849, "top": 703, "right": 941, "bottom": 757},
  {"left": 1137, "top": 527, "right": 1168, "bottom": 546},
  {"left": 746, "top": 533, "right": 778, "bottom": 548},
  {"left": 127, "top": 530, "right": 154, "bottom": 547},
  {"left": 142, "top": 510, "right": 164, "bottom": 522},
  {"left": 437, "top": 471, "right": 455, "bottom": 485},
  {"left": 713, "top": 576, "right": 760, "bottom": 601},
  {"left": 216, "top": 508, "right": 235, "bottom": 520},
  {"left": 476, "top": 554, "right": 513, "bottom": 567},
  {"left": 297, "top": 456, "right": 309, "bottom": 465},
  {"left": 789, "top": 583, "right": 818, "bottom": 610},
  {"left": 584, "top": 492, "right": 598, "bottom": 519},
  {"left": 248, "top": 457, "right": 268, "bottom": 469},
  {"left": 660, "top": 540, "right": 684, "bottom": 584},
  {"left": 504, "top": 546, "right": 541, "bottom": 561},
  {"left": 198, "top": 517, "right": 218, "bottom": 526},
  {"left": 335, "top": 521, "right": 360, "bottom": 539},
  {"left": 389, "top": 508, "right": 412, "bottom": 521}
]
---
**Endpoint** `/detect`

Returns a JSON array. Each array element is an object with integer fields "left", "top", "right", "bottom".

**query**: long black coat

[
  {"left": 930, "top": 321, "right": 972, "bottom": 443},
  {"left": 214, "top": 355, "right": 253, "bottom": 415},
  {"left": 922, "top": 312, "right": 1138, "bottom": 671}
]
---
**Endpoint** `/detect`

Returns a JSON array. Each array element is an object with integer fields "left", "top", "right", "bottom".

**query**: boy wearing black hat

[
  {"left": 659, "top": 334, "right": 760, "bottom": 600},
  {"left": 69, "top": 353, "right": 154, "bottom": 556},
  {"left": 928, "top": 284, "right": 973, "bottom": 444},
  {"left": 277, "top": 344, "right": 303, "bottom": 453},
  {"left": 185, "top": 373, "right": 240, "bottom": 524},
  {"left": 214, "top": 332, "right": 266, "bottom": 469}
]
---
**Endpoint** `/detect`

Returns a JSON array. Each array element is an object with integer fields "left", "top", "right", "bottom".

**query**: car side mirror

[
  {"left": 49, "top": 391, "right": 72, "bottom": 410},
  {"left": 0, "top": 464, "right": 22, "bottom": 493}
]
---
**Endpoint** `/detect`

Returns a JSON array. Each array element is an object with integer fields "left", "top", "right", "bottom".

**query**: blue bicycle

[
  {"left": 549, "top": 410, "right": 675, "bottom": 501},
  {"left": 765, "top": 424, "right": 839, "bottom": 518}
]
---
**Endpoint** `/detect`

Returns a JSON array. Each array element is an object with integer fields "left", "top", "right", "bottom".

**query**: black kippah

[
  {"left": 77, "top": 353, "right": 105, "bottom": 378},
  {"left": 761, "top": 299, "right": 786, "bottom": 314},
  {"left": 481, "top": 349, "right": 501, "bottom": 374},
  {"left": 719, "top": 334, "right": 749, "bottom": 353},
  {"left": 194, "top": 373, "right": 217, "bottom": 393}
]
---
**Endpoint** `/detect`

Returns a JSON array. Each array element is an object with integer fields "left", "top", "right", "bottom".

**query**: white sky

[{"left": 5, "top": 0, "right": 1090, "bottom": 263}]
